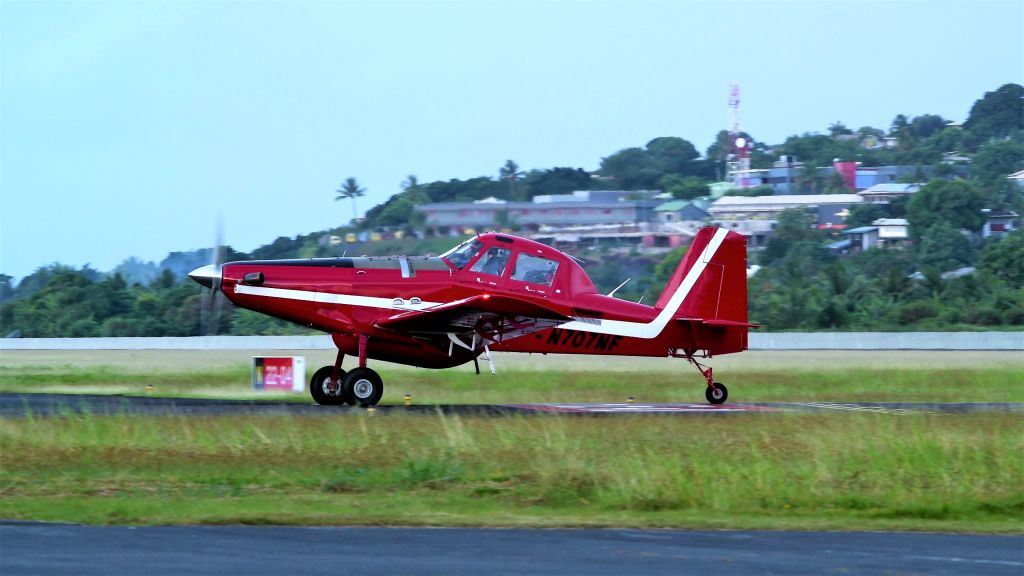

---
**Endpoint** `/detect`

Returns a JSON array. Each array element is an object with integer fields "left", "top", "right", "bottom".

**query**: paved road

[
  {"left": 1, "top": 393, "right": 1022, "bottom": 417},
  {"left": 1, "top": 523, "right": 1021, "bottom": 576}
]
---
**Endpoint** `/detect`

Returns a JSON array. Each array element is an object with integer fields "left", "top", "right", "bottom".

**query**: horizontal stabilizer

[
  {"left": 701, "top": 319, "right": 762, "bottom": 328},
  {"left": 675, "top": 318, "right": 762, "bottom": 328}
]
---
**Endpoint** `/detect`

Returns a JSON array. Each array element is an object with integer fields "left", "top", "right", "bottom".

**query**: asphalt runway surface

[
  {"left": 1, "top": 393, "right": 1022, "bottom": 417},
  {"left": 2, "top": 522, "right": 1022, "bottom": 576}
]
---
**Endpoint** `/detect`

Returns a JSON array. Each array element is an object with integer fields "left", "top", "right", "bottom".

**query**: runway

[
  {"left": 1, "top": 393, "right": 1021, "bottom": 417},
  {"left": 2, "top": 523, "right": 1021, "bottom": 576}
]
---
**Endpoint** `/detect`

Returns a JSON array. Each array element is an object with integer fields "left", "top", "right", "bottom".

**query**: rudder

[{"left": 654, "top": 226, "right": 750, "bottom": 326}]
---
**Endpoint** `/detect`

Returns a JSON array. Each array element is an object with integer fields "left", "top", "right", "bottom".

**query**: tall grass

[{"left": 1, "top": 412, "right": 1020, "bottom": 530}]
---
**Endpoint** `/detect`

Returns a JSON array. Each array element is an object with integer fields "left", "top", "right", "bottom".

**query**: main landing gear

[
  {"left": 310, "top": 337, "right": 384, "bottom": 407},
  {"left": 678, "top": 351, "right": 729, "bottom": 405}
]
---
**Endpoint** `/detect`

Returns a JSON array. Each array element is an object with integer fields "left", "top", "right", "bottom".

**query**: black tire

[
  {"left": 343, "top": 367, "right": 384, "bottom": 407},
  {"left": 705, "top": 382, "right": 728, "bottom": 405},
  {"left": 310, "top": 365, "right": 347, "bottom": 405}
]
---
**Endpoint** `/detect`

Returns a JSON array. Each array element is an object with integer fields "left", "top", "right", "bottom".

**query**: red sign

[{"left": 252, "top": 357, "right": 306, "bottom": 393}]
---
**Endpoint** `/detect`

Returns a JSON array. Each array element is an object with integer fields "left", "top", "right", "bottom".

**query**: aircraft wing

[{"left": 375, "top": 295, "right": 571, "bottom": 343}]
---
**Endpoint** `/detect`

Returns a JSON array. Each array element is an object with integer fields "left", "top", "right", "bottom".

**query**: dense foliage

[{"left": 2, "top": 84, "right": 1022, "bottom": 336}]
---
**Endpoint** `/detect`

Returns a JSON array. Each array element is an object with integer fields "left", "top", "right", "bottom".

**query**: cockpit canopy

[{"left": 441, "top": 233, "right": 594, "bottom": 294}]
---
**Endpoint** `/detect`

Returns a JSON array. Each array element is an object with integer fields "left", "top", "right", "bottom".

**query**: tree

[
  {"left": 905, "top": 180, "right": 986, "bottom": 236},
  {"left": 600, "top": 147, "right": 659, "bottom": 189},
  {"left": 844, "top": 203, "right": 887, "bottom": 229},
  {"left": 600, "top": 137, "right": 703, "bottom": 189},
  {"left": 520, "top": 167, "right": 593, "bottom": 199},
  {"left": 890, "top": 114, "right": 911, "bottom": 141},
  {"left": 645, "top": 136, "right": 700, "bottom": 175},
  {"left": 915, "top": 223, "right": 975, "bottom": 272},
  {"left": 796, "top": 162, "right": 822, "bottom": 193},
  {"left": 401, "top": 175, "right": 419, "bottom": 191},
  {"left": 761, "top": 208, "right": 822, "bottom": 264},
  {"left": 0, "top": 274, "right": 14, "bottom": 304},
  {"left": 335, "top": 177, "right": 366, "bottom": 224},
  {"left": 970, "top": 140, "right": 1024, "bottom": 183},
  {"left": 909, "top": 114, "right": 948, "bottom": 140},
  {"left": 824, "top": 171, "right": 850, "bottom": 194},
  {"left": 857, "top": 126, "right": 885, "bottom": 139},
  {"left": 499, "top": 160, "right": 524, "bottom": 198},
  {"left": 828, "top": 122, "right": 853, "bottom": 137},
  {"left": 964, "top": 83, "right": 1024, "bottom": 142},
  {"left": 659, "top": 175, "right": 710, "bottom": 200},
  {"left": 980, "top": 229, "right": 1024, "bottom": 285}
]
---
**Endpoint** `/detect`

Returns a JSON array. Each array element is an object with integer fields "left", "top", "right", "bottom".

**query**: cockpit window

[
  {"left": 441, "top": 238, "right": 484, "bottom": 270},
  {"left": 470, "top": 247, "right": 512, "bottom": 277},
  {"left": 510, "top": 253, "right": 559, "bottom": 286}
]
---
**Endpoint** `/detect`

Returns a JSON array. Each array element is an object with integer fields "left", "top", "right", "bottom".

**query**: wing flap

[{"left": 375, "top": 295, "right": 571, "bottom": 340}]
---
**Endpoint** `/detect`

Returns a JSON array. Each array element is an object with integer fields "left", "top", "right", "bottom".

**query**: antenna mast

[{"left": 726, "top": 83, "right": 751, "bottom": 187}]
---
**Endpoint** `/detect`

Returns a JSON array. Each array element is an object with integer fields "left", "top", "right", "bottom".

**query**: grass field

[
  {"left": 1, "top": 412, "right": 1021, "bottom": 532},
  {"left": 1, "top": 349, "right": 1021, "bottom": 531}
]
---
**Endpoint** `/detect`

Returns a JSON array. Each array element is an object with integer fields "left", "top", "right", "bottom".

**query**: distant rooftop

[
  {"left": 860, "top": 183, "right": 922, "bottom": 194},
  {"left": 655, "top": 200, "right": 689, "bottom": 212},
  {"left": 711, "top": 194, "right": 863, "bottom": 207},
  {"left": 844, "top": 226, "right": 878, "bottom": 235},
  {"left": 873, "top": 218, "right": 908, "bottom": 226}
]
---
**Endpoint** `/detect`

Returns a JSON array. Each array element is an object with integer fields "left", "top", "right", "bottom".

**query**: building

[
  {"left": 854, "top": 165, "right": 929, "bottom": 189},
  {"left": 841, "top": 218, "right": 908, "bottom": 252},
  {"left": 874, "top": 218, "right": 909, "bottom": 242},
  {"left": 858, "top": 183, "right": 921, "bottom": 204},
  {"left": 708, "top": 194, "right": 863, "bottom": 222},
  {"left": 982, "top": 210, "right": 1019, "bottom": 238},
  {"left": 415, "top": 194, "right": 660, "bottom": 230},
  {"left": 729, "top": 156, "right": 931, "bottom": 195},
  {"left": 843, "top": 226, "right": 880, "bottom": 252},
  {"left": 654, "top": 200, "right": 710, "bottom": 223},
  {"left": 1008, "top": 170, "right": 1024, "bottom": 189}
]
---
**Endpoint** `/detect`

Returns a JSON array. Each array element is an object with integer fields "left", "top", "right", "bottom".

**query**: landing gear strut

[{"left": 679, "top": 350, "right": 729, "bottom": 405}]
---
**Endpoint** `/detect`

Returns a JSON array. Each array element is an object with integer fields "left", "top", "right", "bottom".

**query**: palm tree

[
  {"left": 828, "top": 122, "right": 852, "bottom": 137},
  {"left": 335, "top": 177, "right": 365, "bottom": 224},
  {"left": 401, "top": 175, "right": 419, "bottom": 192},
  {"left": 499, "top": 160, "right": 524, "bottom": 198},
  {"left": 797, "top": 163, "right": 822, "bottom": 194}
]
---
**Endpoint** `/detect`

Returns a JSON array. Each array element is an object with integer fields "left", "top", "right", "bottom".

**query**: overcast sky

[{"left": 2, "top": 0, "right": 1021, "bottom": 281}]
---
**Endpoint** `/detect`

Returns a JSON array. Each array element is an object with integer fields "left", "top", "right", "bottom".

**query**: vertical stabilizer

[{"left": 655, "top": 227, "right": 749, "bottom": 325}]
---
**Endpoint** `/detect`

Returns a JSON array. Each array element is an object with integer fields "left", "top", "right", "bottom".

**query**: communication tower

[{"left": 726, "top": 83, "right": 751, "bottom": 186}]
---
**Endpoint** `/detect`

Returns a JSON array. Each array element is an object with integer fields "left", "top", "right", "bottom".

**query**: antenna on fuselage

[
  {"left": 637, "top": 285, "right": 651, "bottom": 305},
  {"left": 607, "top": 278, "right": 631, "bottom": 298}
]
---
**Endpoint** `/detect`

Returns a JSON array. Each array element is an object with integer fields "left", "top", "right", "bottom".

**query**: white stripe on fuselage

[
  {"left": 232, "top": 285, "right": 443, "bottom": 310},
  {"left": 231, "top": 227, "right": 728, "bottom": 340}
]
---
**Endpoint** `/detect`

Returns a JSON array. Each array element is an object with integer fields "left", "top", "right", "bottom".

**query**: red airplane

[{"left": 189, "top": 226, "right": 756, "bottom": 406}]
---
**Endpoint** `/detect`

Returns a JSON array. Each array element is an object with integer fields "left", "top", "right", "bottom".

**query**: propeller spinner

[{"left": 188, "top": 264, "right": 222, "bottom": 290}]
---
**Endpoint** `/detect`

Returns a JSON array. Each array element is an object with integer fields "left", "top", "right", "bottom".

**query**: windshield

[{"left": 440, "top": 238, "right": 484, "bottom": 270}]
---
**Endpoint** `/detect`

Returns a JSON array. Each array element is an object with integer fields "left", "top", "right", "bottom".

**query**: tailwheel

[
  {"left": 705, "top": 382, "right": 728, "bottom": 405},
  {"left": 310, "top": 365, "right": 347, "bottom": 406},
  {"left": 343, "top": 367, "right": 384, "bottom": 407}
]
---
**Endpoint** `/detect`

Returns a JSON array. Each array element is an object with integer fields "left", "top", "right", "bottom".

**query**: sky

[{"left": 2, "top": 0, "right": 1021, "bottom": 282}]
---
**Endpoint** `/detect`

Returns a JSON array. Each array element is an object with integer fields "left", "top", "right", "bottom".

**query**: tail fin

[{"left": 655, "top": 226, "right": 749, "bottom": 325}]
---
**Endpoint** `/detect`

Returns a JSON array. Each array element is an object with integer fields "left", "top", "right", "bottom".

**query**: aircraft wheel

[
  {"left": 705, "top": 382, "right": 728, "bottom": 405},
  {"left": 344, "top": 367, "right": 384, "bottom": 407},
  {"left": 310, "top": 365, "right": 347, "bottom": 406}
]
